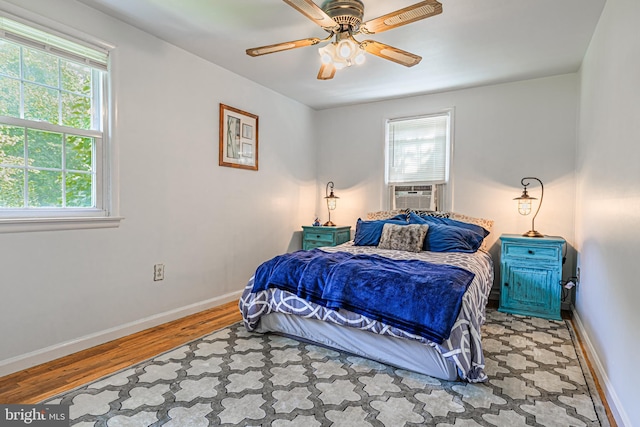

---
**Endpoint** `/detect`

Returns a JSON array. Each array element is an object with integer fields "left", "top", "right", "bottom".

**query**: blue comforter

[{"left": 252, "top": 249, "right": 475, "bottom": 344}]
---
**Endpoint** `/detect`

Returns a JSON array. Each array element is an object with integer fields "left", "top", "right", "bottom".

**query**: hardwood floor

[
  {"left": 0, "top": 300, "right": 242, "bottom": 404},
  {"left": 0, "top": 300, "right": 616, "bottom": 426}
]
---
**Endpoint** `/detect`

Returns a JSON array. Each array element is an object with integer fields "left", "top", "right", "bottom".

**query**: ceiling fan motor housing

[{"left": 321, "top": 0, "right": 364, "bottom": 31}]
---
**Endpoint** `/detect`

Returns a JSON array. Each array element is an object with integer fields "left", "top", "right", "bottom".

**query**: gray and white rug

[{"left": 44, "top": 309, "right": 609, "bottom": 426}]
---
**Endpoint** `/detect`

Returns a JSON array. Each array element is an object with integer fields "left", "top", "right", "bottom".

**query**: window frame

[
  {"left": 0, "top": 13, "right": 120, "bottom": 233},
  {"left": 384, "top": 108, "right": 455, "bottom": 211}
]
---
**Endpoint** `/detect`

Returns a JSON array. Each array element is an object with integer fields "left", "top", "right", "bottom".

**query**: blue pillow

[
  {"left": 353, "top": 215, "right": 408, "bottom": 246},
  {"left": 408, "top": 212, "right": 485, "bottom": 253},
  {"left": 424, "top": 223, "right": 485, "bottom": 253},
  {"left": 408, "top": 212, "right": 489, "bottom": 237}
]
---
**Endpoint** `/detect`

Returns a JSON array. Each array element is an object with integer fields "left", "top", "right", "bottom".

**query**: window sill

[{"left": 0, "top": 216, "right": 124, "bottom": 233}]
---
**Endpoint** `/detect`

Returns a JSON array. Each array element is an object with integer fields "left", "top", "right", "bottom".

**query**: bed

[{"left": 239, "top": 210, "right": 494, "bottom": 382}]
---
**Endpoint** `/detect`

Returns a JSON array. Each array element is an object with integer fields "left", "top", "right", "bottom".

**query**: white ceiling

[{"left": 78, "top": 0, "right": 606, "bottom": 110}]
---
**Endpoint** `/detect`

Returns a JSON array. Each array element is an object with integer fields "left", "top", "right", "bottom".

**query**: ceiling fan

[{"left": 246, "top": 0, "right": 442, "bottom": 80}]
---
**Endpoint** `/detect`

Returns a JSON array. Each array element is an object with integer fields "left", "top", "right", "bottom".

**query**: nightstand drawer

[
  {"left": 304, "top": 231, "right": 335, "bottom": 243},
  {"left": 503, "top": 243, "right": 560, "bottom": 261}
]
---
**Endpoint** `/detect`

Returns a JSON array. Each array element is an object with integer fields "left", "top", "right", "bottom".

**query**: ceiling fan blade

[
  {"left": 246, "top": 37, "right": 322, "bottom": 57},
  {"left": 317, "top": 62, "right": 336, "bottom": 80},
  {"left": 360, "top": 0, "right": 442, "bottom": 34},
  {"left": 361, "top": 40, "right": 422, "bottom": 67},
  {"left": 283, "top": 0, "right": 340, "bottom": 31}
]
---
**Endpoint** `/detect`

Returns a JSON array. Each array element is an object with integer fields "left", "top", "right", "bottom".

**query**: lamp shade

[
  {"left": 326, "top": 196, "right": 337, "bottom": 210},
  {"left": 337, "top": 39, "right": 355, "bottom": 59},
  {"left": 514, "top": 188, "right": 537, "bottom": 215}
]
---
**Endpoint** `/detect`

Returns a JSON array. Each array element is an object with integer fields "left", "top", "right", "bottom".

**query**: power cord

[{"left": 559, "top": 276, "right": 578, "bottom": 303}]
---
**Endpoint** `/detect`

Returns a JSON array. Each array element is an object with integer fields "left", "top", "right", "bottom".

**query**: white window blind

[
  {"left": 0, "top": 15, "right": 108, "bottom": 70},
  {"left": 386, "top": 112, "right": 451, "bottom": 184}
]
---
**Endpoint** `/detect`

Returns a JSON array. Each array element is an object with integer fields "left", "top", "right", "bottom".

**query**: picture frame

[{"left": 219, "top": 104, "right": 259, "bottom": 171}]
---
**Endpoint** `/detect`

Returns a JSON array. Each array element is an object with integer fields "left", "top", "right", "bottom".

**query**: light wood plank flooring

[
  {"left": 0, "top": 300, "right": 242, "bottom": 404},
  {"left": 0, "top": 300, "right": 616, "bottom": 426}
]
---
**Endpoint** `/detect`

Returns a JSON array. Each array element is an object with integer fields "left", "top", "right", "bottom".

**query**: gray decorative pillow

[{"left": 377, "top": 223, "right": 429, "bottom": 252}]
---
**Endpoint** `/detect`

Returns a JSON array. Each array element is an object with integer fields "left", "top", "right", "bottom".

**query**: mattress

[{"left": 240, "top": 242, "right": 494, "bottom": 382}]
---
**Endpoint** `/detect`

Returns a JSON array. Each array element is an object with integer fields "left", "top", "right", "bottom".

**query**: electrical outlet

[{"left": 154, "top": 264, "right": 165, "bottom": 281}]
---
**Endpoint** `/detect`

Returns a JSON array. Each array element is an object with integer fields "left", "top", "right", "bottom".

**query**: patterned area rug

[{"left": 44, "top": 309, "right": 609, "bottom": 426}]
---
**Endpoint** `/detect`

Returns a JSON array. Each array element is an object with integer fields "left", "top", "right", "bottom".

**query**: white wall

[
  {"left": 575, "top": 0, "right": 640, "bottom": 424},
  {"left": 315, "top": 74, "right": 579, "bottom": 288},
  {"left": 0, "top": 0, "right": 316, "bottom": 371}
]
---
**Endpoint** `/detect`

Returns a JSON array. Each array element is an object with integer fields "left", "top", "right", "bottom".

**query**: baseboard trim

[
  {"left": 0, "top": 290, "right": 243, "bottom": 377},
  {"left": 571, "top": 307, "right": 630, "bottom": 427}
]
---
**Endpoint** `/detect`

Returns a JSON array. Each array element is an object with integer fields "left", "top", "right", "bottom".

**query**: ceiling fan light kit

[
  {"left": 246, "top": 0, "right": 443, "bottom": 80},
  {"left": 318, "top": 37, "right": 366, "bottom": 71}
]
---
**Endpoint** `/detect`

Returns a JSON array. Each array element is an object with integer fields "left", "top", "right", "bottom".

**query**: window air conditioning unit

[{"left": 392, "top": 185, "right": 437, "bottom": 211}]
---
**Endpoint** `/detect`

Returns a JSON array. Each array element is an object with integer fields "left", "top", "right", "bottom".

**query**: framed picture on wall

[{"left": 219, "top": 104, "right": 259, "bottom": 171}]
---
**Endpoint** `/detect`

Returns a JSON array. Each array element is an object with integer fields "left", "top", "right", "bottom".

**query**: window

[
  {"left": 385, "top": 110, "right": 453, "bottom": 210},
  {"left": 0, "top": 15, "right": 118, "bottom": 231}
]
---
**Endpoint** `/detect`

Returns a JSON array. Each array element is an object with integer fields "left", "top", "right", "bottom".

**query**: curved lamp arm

[{"left": 325, "top": 181, "right": 334, "bottom": 199}]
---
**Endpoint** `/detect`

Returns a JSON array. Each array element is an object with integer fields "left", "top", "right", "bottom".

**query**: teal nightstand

[
  {"left": 499, "top": 234, "right": 565, "bottom": 320},
  {"left": 302, "top": 226, "right": 351, "bottom": 250}
]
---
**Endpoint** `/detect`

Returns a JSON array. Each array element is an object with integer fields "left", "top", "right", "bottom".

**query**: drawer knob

[
  {"left": 504, "top": 282, "right": 509, "bottom": 287},
  {"left": 528, "top": 250, "right": 534, "bottom": 255}
]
